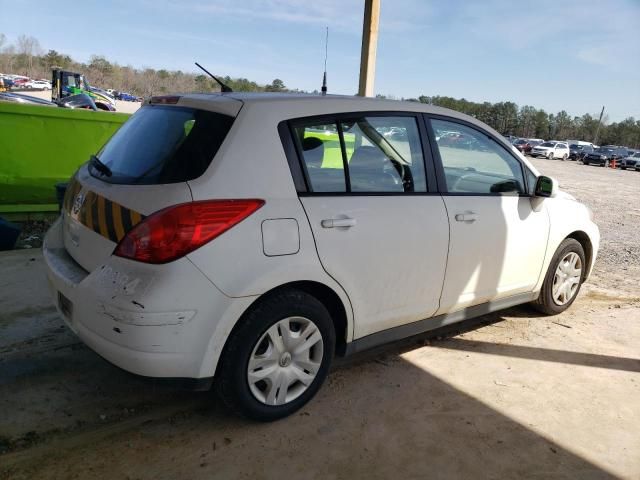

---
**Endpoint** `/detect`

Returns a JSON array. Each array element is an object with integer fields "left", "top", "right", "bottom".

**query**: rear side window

[
  {"left": 294, "top": 115, "right": 427, "bottom": 193},
  {"left": 296, "top": 123, "right": 347, "bottom": 192},
  {"left": 91, "top": 106, "right": 233, "bottom": 184}
]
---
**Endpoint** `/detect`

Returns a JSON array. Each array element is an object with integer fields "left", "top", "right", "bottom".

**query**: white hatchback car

[
  {"left": 44, "top": 93, "right": 599, "bottom": 420},
  {"left": 531, "top": 141, "right": 570, "bottom": 160}
]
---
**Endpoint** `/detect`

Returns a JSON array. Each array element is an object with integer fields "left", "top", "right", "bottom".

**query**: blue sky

[{"left": 1, "top": 0, "right": 639, "bottom": 121}]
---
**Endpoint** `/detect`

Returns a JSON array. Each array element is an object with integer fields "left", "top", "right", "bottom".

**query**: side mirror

[{"left": 534, "top": 175, "right": 557, "bottom": 197}]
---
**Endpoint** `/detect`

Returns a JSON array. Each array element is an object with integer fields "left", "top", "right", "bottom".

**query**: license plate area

[{"left": 58, "top": 291, "right": 73, "bottom": 320}]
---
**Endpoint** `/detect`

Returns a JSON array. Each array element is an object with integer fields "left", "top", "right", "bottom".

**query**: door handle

[
  {"left": 321, "top": 217, "right": 357, "bottom": 228},
  {"left": 455, "top": 212, "right": 478, "bottom": 223}
]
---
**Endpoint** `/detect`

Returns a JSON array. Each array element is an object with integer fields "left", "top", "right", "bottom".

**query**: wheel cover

[
  {"left": 247, "top": 316, "right": 324, "bottom": 406},
  {"left": 552, "top": 252, "right": 582, "bottom": 305}
]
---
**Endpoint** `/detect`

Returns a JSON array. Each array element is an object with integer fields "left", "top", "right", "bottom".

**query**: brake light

[
  {"left": 114, "top": 199, "right": 265, "bottom": 264},
  {"left": 149, "top": 95, "right": 181, "bottom": 105}
]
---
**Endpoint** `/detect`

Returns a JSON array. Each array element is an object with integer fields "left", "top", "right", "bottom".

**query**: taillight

[{"left": 114, "top": 199, "right": 264, "bottom": 264}]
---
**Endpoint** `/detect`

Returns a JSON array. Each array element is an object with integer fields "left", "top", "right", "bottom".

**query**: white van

[{"left": 44, "top": 93, "right": 600, "bottom": 420}]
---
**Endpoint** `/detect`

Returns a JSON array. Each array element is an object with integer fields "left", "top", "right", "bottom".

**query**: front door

[
  {"left": 293, "top": 114, "right": 450, "bottom": 339},
  {"left": 428, "top": 117, "right": 550, "bottom": 314}
]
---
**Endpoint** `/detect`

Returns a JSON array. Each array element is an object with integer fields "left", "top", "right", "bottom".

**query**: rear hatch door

[{"left": 62, "top": 98, "right": 241, "bottom": 272}]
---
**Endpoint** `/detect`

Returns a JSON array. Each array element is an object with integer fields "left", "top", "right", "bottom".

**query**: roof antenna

[
  {"left": 321, "top": 27, "right": 328, "bottom": 96},
  {"left": 195, "top": 62, "right": 233, "bottom": 93}
]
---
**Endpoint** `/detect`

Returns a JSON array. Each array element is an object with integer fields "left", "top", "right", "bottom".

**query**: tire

[
  {"left": 547, "top": 151, "right": 554, "bottom": 160},
  {"left": 604, "top": 159, "right": 609, "bottom": 168},
  {"left": 562, "top": 154, "right": 568, "bottom": 161},
  {"left": 215, "top": 288, "right": 335, "bottom": 421},
  {"left": 532, "top": 238, "right": 586, "bottom": 315}
]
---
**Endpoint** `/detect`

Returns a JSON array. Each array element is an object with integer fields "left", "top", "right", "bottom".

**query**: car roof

[{"left": 177, "top": 91, "right": 488, "bottom": 127}]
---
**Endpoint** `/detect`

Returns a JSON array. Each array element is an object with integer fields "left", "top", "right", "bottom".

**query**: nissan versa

[{"left": 44, "top": 93, "right": 599, "bottom": 421}]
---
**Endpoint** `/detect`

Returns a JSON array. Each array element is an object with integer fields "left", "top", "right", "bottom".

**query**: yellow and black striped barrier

[{"left": 63, "top": 178, "right": 145, "bottom": 243}]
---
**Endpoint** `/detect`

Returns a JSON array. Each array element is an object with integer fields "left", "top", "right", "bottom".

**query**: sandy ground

[
  {"left": 1, "top": 158, "right": 639, "bottom": 479},
  {"left": 15, "top": 90, "right": 141, "bottom": 114}
]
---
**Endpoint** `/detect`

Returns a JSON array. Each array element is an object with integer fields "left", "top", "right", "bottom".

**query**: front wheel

[
  {"left": 216, "top": 289, "right": 335, "bottom": 421},
  {"left": 562, "top": 154, "right": 568, "bottom": 161},
  {"left": 547, "top": 151, "right": 554, "bottom": 160},
  {"left": 532, "top": 238, "right": 585, "bottom": 315},
  {"left": 604, "top": 159, "right": 610, "bottom": 168}
]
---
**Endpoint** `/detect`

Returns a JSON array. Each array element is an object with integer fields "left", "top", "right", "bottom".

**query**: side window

[
  {"left": 294, "top": 115, "right": 428, "bottom": 194},
  {"left": 430, "top": 118, "right": 525, "bottom": 195},
  {"left": 294, "top": 123, "right": 346, "bottom": 192},
  {"left": 339, "top": 116, "right": 427, "bottom": 193}
]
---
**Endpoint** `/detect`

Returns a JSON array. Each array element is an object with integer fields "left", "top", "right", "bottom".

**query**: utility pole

[
  {"left": 593, "top": 106, "right": 605, "bottom": 145},
  {"left": 358, "top": 0, "right": 380, "bottom": 97}
]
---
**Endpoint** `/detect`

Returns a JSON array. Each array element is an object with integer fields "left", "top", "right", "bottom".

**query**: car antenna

[
  {"left": 321, "top": 27, "right": 328, "bottom": 96},
  {"left": 194, "top": 62, "right": 233, "bottom": 93}
]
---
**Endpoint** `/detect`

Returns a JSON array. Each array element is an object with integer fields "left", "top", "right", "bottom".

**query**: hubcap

[
  {"left": 552, "top": 252, "right": 582, "bottom": 305},
  {"left": 247, "top": 316, "right": 324, "bottom": 406}
]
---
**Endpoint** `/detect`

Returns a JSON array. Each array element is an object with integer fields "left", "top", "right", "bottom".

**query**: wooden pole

[{"left": 358, "top": 0, "right": 380, "bottom": 97}]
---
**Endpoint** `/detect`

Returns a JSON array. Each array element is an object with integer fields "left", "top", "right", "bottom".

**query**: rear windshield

[{"left": 91, "top": 105, "right": 234, "bottom": 184}]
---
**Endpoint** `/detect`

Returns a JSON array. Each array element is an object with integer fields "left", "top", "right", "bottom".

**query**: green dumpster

[{"left": 0, "top": 102, "right": 130, "bottom": 217}]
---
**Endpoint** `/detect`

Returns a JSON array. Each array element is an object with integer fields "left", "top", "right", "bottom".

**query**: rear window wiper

[{"left": 90, "top": 154, "right": 112, "bottom": 177}]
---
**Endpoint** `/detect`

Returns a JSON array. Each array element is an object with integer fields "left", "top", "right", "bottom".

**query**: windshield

[
  {"left": 540, "top": 142, "right": 555, "bottom": 147},
  {"left": 91, "top": 106, "right": 234, "bottom": 184},
  {"left": 594, "top": 147, "right": 615, "bottom": 153}
]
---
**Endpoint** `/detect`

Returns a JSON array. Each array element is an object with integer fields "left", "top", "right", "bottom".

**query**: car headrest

[{"left": 302, "top": 137, "right": 325, "bottom": 168}]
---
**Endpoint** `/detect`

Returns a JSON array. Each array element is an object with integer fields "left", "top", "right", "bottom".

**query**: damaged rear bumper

[{"left": 43, "top": 218, "right": 247, "bottom": 379}]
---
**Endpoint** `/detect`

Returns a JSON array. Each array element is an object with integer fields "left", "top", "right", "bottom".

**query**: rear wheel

[
  {"left": 532, "top": 238, "right": 585, "bottom": 315},
  {"left": 216, "top": 289, "right": 335, "bottom": 421},
  {"left": 604, "top": 159, "right": 610, "bottom": 168},
  {"left": 562, "top": 153, "right": 568, "bottom": 161}
]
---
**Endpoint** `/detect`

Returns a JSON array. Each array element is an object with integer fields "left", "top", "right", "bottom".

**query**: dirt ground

[{"left": 1, "top": 158, "right": 639, "bottom": 479}]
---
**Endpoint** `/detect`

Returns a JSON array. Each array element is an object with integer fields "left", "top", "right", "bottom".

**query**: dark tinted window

[{"left": 91, "top": 106, "right": 233, "bottom": 184}]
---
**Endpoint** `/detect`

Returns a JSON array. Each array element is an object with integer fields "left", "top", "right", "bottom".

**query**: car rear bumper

[{"left": 43, "top": 218, "right": 250, "bottom": 379}]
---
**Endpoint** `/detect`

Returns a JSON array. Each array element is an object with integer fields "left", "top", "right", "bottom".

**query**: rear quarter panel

[{"left": 186, "top": 102, "right": 354, "bottom": 341}]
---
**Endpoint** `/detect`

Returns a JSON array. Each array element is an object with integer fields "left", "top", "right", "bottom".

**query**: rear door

[
  {"left": 426, "top": 116, "right": 549, "bottom": 314},
  {"left": 62, "top": 101, "right": 239, "bottom": 272},
  {"left": 292, "top": 113, "right": 449, "bottom": 339}
]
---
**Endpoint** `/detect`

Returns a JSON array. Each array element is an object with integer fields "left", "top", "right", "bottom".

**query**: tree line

[
  {"left": 408, "top": 96, "right": 639, "bottom": 148},
  {"left": 0, "top": 34, "right": 292, "bottom": 97},
  {"left": 1, "top": 33, "right": 638, "bottom": 148}
]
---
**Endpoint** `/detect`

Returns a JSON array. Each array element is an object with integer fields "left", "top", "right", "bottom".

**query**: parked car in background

[
  {"left": 530, "top": 141, "right": 570, "bottom": 160},
  {"left": 620, "top": 152, "right": 640, "bottom": 170},
  {"left": 569, "top": 144, "right": 594, "bottom": 161},
  {"left": 582, "top": 146, "right": 628, "bottom": 167},
  {"left": 12, "top": 78, "right": 30, "bottom": 88},
  {"left": 116, "top": 91, "right": 140, "bottom": 102},
  {"left": 513, "top": 139, "right": 530, "bottom": 153},
  {"left": 25, "top": 80, "right": 52, "bottom": 90},
  {"left": 43, "top": 93, "right": 599, "bottom": 420},
  {"left": 513, "top": 139, "right": 542, "bottom": 154}
]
